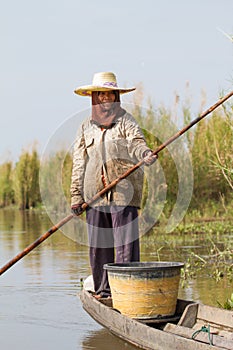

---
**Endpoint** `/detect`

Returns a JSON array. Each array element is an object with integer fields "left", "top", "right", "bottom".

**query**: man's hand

[
  {"left": 143, "top": 150, "right": 158, "bottom": 166},
  {"left": 71, "top": 203, "right": 85, "bottom": 216}
]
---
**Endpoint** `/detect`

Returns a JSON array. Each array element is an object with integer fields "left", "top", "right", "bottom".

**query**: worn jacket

[{"left": 70, "top": 111, "right": 151, "bottom": 208}]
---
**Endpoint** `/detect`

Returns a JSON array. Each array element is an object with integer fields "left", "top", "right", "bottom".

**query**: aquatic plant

[{"left": 217, "top": 293, "right": 233, "bottom": 310}]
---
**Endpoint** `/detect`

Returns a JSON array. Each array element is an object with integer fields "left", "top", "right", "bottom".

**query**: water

[{"left": 0, "top": 209, "right": 232, "bottom": 350}]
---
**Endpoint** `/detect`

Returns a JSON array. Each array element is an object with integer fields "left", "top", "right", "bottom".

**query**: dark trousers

[{"left": 86, "top": 206, "right": 140, "bottom": 297}]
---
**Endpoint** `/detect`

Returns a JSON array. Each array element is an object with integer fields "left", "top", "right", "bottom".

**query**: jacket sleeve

[
  {"left": 70, "top": 125, "right": 87, "bottom": 206},
  {"left": 124, "top": 113, "right": 151, "bottom": 161}
]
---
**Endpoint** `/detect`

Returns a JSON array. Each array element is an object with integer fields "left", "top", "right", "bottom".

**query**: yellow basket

[{"left": 104, "top": 262, "right": 184, "bottom": 319}]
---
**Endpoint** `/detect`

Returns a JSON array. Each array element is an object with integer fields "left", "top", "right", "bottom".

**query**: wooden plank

[
  {"left": 197, "top": 304, "right": 233, "bottom": 330},
  {"left": 195, "top": 321, "right": 233, "bottom": 341},
  {"left": 164, "top": 323, "right": 233, "bottom": 350},
  {"left": 178, "top": 303, "right": 198, "bottom": 327}
]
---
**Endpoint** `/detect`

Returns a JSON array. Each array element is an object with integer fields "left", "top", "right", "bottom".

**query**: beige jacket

[{"left": 70, "top": 111, "right": 150, "bottom": 208}]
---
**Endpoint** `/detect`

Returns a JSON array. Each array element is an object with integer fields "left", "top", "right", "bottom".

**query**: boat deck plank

[{"left": 164, "top": 323, "right": 233, "bottom": 350}]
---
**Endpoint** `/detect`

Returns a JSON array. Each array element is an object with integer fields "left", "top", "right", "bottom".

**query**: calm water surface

[{"left": 0, "top": 209, "right": 232, "bottom": 350}]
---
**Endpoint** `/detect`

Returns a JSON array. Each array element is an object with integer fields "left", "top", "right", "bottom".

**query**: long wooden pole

[
  {"left": 0, "top": 214, "right": 74, "bottom": 275},
  {"left": 0, "top": 90, "right": 232, "bottom": 276}
]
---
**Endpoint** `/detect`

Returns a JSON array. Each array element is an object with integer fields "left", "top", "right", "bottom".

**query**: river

[{"left": 0, "top": 209, "right": 232, "bottom": 350}]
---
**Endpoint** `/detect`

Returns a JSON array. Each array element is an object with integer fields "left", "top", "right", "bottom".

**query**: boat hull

[{"left": 80, "top": 289, "right": 230, "bottom": 350}]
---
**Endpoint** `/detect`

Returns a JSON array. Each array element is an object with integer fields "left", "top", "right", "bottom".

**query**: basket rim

[{"left": 104, "top": 261, "right": 184, "bottom": 272}]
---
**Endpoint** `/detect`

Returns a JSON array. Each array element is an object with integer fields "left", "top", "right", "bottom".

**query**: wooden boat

[{"left": 80, "top": 288, "right": 233, "bottom": 350}]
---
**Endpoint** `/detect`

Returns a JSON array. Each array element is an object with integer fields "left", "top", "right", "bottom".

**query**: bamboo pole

[{"left": 0, "top": 90, "right": 232, "bottom": 276}]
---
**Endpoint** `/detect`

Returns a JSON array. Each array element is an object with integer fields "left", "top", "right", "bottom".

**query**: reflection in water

[
  {"left": 82, "top": 328, "right": 137, "bottom": 349},
  {"left": 0, "top": 209, "right": 232, "bottom": 350}
]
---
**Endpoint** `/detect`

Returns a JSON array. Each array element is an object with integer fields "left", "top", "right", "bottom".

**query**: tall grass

[{"left": 0, "top": 93, "right": 232, "bottom": 217}]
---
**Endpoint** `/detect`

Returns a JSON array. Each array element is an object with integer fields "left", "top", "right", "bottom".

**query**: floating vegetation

[
  {"left": 141, "top": 218, "right": 233, "bottom": 287},
  {"left": 217, "top": 293, "right": 233, "bottom": 310}
]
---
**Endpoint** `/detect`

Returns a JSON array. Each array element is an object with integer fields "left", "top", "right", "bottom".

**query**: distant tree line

[
  {"left": 0, "top": 96, "right": 232, "bottom": 214},
  {"left": 0, "top": 149, "right": 41, "bottom": 209}
]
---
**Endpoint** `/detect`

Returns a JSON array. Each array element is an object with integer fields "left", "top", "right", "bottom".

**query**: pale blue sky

[{"left": 0, "top": 0, "right": 232, "bottom": 160}]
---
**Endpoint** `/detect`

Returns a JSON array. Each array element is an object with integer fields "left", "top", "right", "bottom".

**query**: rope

[{"left": 192, "top": 325, "right": 213, "bottom": 346}]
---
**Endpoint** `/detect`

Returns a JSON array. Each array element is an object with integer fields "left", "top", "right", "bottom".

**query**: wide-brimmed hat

[{"left": 74, "top": 72, "right": 136, "bottom": 96}]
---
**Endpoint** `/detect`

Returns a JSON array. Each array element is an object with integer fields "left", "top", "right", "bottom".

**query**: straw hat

[{"left": 74, "top": 72, "right": 136, "bottom": 96}]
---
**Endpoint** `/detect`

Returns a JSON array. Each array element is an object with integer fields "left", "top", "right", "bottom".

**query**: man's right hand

[{"left": 71, "top": 203, "right": 85, "bottom": 216}]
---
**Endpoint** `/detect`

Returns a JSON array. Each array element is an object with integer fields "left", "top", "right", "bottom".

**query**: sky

[{"left": 0, "top": 0, "right": 232, "bottom": 161}]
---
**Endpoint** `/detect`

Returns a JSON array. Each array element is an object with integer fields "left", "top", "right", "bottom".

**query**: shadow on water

[{"left": 0, "top": 209, "right": 232, "bottom": 350}]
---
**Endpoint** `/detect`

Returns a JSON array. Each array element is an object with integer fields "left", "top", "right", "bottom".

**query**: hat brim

[{"left": 74, "top": 85, "right": 136, "bottom": 96}]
